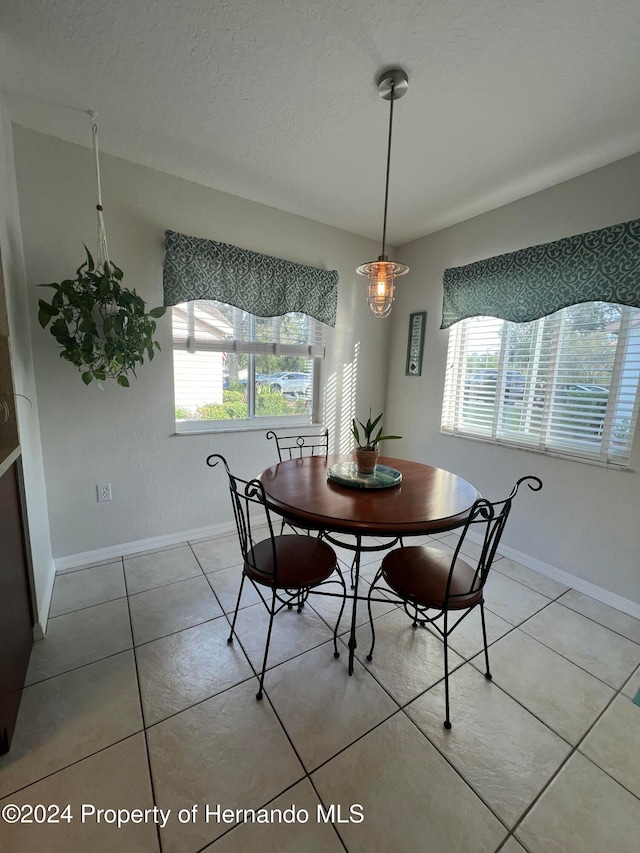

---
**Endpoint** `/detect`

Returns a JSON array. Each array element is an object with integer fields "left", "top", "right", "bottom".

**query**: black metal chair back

[
  {"left": 444, "top": 476, "right": 538, "bottom": 606},
  {"left": 207, "top": 453, "right": 346, "bottom": 700},
  {"left": 366, "top": 475, "right": 542, "bottom": 728},
  {"left": 209, "top": 454, "right": 280, "bottom": 584},
  {"left": 266, "top": 428, "right": 329, "bottom": 461}
]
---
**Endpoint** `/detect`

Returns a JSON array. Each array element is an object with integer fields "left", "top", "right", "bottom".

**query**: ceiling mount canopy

[{"left": 357, "top": 68, "right": 410, "bottom": 319}]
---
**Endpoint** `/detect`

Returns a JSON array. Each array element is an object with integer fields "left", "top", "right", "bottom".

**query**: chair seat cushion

[
  {"left": 382, "top": 545, "right": 483, "bottom": 610},
  {"left": 246, "top": 535, "right": 337, "bottom": 588}
]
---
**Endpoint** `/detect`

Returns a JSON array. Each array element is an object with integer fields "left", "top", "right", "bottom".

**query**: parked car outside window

[
  {"left": 267, "top": 372, "right": 312, "bottom": 396},
  {"left": 239, "top": 373, "right": 270, "bottom": 387},
  {"left": 464, "top": 368, "right": 526, "bottom": 402}
]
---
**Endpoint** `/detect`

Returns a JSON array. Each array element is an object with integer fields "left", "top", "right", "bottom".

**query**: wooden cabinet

[{"left": 0, "top": 460, "right": 33, "bottom": 754}]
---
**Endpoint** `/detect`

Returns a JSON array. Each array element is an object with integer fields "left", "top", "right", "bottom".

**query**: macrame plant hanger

[
  {"left": 36, "top": 109, "right": 165, "bottom": 388},
  {"left": 88, "top": 110, "right": 110, "bottom": 271}
]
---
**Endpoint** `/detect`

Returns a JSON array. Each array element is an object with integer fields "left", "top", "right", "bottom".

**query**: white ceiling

[{"left": 2, "top": 0, "right": 640, "bottom": 246}]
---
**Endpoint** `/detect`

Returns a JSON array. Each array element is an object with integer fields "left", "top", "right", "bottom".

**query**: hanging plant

[
  {"left": 38, "top": 248, "right": 165, "bottom": 387},
  {"left": 37, "top": 110, "right": 165, "bottom": 387}
]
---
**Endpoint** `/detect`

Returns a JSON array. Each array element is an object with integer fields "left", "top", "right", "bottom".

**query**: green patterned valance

[
  {"left": 163, "top": 230, "right": 338, "bottom": 327},
  {"left": 441, "top": 219, "right": 640, "bottom": 329}
]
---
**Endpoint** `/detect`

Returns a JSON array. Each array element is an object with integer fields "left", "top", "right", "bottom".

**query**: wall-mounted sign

[{"left": 405, "top": 311, "right": 426, "bottom": 376}]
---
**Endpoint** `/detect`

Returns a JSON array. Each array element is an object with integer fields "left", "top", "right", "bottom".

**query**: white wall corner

[{"left": 0, "top": 97, "right": 56, "bottom": 635}]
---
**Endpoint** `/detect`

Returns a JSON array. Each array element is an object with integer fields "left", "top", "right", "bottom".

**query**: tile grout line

[
  {"left": 121, "top": 555, "right": 165, "bottom": 853},
  {"left": 351, "top": 597, "right": 639, "bottom": 842},
  {"left": 396, "top": 703, "right": 513, "bottom": 843},
  {"left": 0, "top": 731, "right": 147, "bottom": 803},
  {"left": 465, "top": 609, "right": 640, "bottom": 843},
  {"left": 553, "top": 592, "right": 640, "bottom": 647},
  {"left": 190, "top": 542, "right": 350, "bottom": 851},
  {"left": 14, "top": 533, "right": 640, "bottom": 849}
]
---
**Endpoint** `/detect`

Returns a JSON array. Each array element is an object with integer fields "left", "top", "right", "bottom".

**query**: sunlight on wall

[
  {"left": 324, "top": 341, "right": 360, "bottom": 453},
  {"left": 324, "top": 371, "right": 337, "bottom": 450}
]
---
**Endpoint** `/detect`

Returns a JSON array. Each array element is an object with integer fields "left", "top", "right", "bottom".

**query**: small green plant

[
  {"left": 351, "top": 409, "right": 401, "bottom": 450},
  {"left": 37, "top": 247, "right": 166, "bottom": 387}
]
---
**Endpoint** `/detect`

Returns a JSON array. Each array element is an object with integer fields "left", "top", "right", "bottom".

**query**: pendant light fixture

[{"left": 357, "top": 68, "right": 409, "bottom": 319}]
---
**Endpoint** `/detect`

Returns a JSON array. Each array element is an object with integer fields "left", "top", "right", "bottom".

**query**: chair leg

[
  {"left": 365, "top": 565, "right": 386, "bottom": 661},
  {"left": 256, "top": 589, "right": 277, "bottom": 700},
  {"left": 333, "top": 571, "right": 347, "bottom": 659},
  {"left": 227, "top": 572, "right": 247, "bottom": 644},
  {"left": 443, "top": 614, "right": 452, "bottom": 729},
  {"left": 480, "top": 601, "right": 492, "bottom": 680},
  {"left": 366, "top": 586, "right": 377, "bottom": 663}
]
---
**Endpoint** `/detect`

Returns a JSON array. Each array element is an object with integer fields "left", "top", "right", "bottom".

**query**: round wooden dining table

[{"left": 258, "top": 454, "right": 480, "bottom": 674}]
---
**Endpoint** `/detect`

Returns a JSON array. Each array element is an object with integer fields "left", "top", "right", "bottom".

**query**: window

[
  {"left": 442, "top": 302, "right": 640, "bottom": 466},
  {"left": 172, "top": 300, "right": 327, "bottom": 431}
]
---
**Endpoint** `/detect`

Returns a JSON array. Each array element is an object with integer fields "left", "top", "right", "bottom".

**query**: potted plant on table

[{"left": 351, "top": 409, "right": 401, "bottom": 474}]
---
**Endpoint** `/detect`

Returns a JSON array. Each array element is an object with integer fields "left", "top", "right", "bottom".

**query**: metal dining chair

[
  {"left": 366, "top": 475, "right": 542, "bottom": 728},
  {"left": 266, "top": 428, "right": 329, "bottom": 461},
  {"left": 266, "top": 428, "right": 329, "bottom": 538},
  {"left": 207, "top": 453, "right": 347, "bottom": 699}
]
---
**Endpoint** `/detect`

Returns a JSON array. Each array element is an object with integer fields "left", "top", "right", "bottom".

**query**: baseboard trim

[
  {"left": 53, "top": 523, "right": 640, "bottom": 621},
  {"left": 33, "top": 557, "right": 56, "bottom": 639},
  {"left": 54, "top": 521, "right": 237, "bottom": 573},
  {"left": 495, "top": 540, "right": 640, "bottom": 621}
]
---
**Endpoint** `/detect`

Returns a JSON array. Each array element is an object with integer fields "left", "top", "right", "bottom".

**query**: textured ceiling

[{"left": 2, "top": 0, "right": 640, "bottom": 246}]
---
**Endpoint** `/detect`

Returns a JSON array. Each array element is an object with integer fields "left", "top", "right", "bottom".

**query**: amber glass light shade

[{"left": 357, "top": 257, "right": 409, "bottom": 319}]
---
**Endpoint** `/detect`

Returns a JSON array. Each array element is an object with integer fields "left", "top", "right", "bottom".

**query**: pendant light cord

[
  {"left": 88, "top": 110, "right": 110, "bottom": 268},
  {"left": 380, "top": 81, "right": 395, "bottom": 259}
]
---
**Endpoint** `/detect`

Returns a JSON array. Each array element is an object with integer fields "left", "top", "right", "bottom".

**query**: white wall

[
  {"left": 387, "top": 153, "right": 640, "bottom": 606},
  {"left": 13, "top": 126, "right": 389, "bottom": 561},
  {"left": 0, "top": 102, "right": 55, "bottom": 632}
]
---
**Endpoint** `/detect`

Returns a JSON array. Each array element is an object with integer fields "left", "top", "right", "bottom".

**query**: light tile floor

[{"left": 1, "top": 533, "right": 640, "bottom": 852}]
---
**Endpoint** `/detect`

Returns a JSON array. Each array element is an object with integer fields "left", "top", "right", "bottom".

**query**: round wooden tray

[{"left": 327, "top": 462, "right": 403, "bottom": 490}]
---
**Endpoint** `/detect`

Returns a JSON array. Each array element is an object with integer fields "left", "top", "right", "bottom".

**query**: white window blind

[
  {"left": 442, "top": 303, "right": 640, "bottom": 466},
  {"left": 172, "top": 300, "right": 326, "bottom": 356},
  {"left": 172, "top": 300, "right": 327, "bottom": 429}
]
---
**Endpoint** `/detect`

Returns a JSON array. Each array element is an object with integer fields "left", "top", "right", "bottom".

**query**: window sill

[
  {"left": 440, "top": 428, "right": 635, "bottom": 471},
  {"left": 174, "top": 416, "right": 320, "bottom": 436}
]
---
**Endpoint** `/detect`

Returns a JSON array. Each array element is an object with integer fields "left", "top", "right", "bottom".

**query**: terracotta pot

[{"left": 354, "top": 448, "right": 379, "bottom": 474}]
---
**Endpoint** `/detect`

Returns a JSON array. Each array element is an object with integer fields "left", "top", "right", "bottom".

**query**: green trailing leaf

[
  {"left": 37, "top": 248, "right": 165, "bottom": 388},
  {"left": 38, "top": 298, "right": 57, "bottom": 317},
  {"left": 84, "top": 245, "right": 95, "bottom": 271},
  {"left": 78, "top": 317, "right": 96, "bottom": 333}
]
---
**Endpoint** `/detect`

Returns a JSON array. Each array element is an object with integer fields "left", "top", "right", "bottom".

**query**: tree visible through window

[{"left": 441, "top": 302, "right": 640, "bottom": 465}]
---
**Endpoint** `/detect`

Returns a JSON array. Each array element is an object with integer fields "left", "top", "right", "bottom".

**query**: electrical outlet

[{"left": 97, "top": 483, "right": 112, "bottom": 502}]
